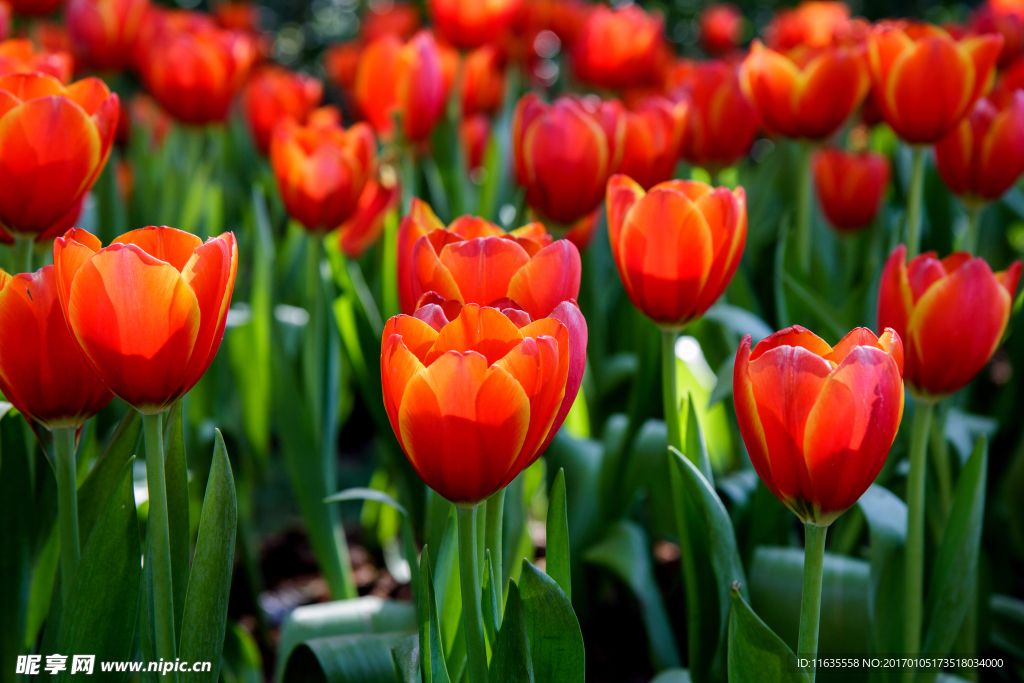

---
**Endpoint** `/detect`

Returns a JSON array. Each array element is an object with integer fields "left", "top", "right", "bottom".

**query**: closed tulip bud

[
  {"left": 0, "top": 264, "right": 112, "bottom": 428},
  {"left": 867, "top": 22, "right": 1003, "bottom": 144},
  {"left": 323, "top": 42, "right": 361, "bottom": 92},
  {"left": 573, "top": 4, "right": 664, "bottom": 89},
  {"left": 513, "top": 93, "right": 625, "bottom": 229},
  {"left": 764, "top": 1, "right": 852, "bottom": 51},
  {"left": 617, "top": 97, "right": 688, "bottom": 191},
  {"left": 363, "top": 1, "right": 420, "bottom": 42},
  {"left": 877, "top": 244, "right": 1021, "bottom": 399},
  {"left": 429, "top": 0, "right": 520, "bottom": 50},
  {"left": 734, "top": 325, "right": 905, "bottom": 526},
  {"left": 606, "top": 175, "right": 747, "bottom": 328},
  {"left": 270, "top": 119, "right": 377, "bottom": 233},
  {"left": 53, "top": 226, "right": 238, "bottom": 414},
  {"left": 814, "top": 147, "right": 890, "bottom": 231},
  {"left": 741, "top": 40, "right": 869, "bottom": 140},
  {"left": 700, "top": 4, "right": 743, "bottom": 56},
  {"left": 354, "top": 30, "right": 445, "bottom": 143},
  {"left": 934, "top": 93, "right": 1024, "bottom": 203},
  {"left": 67, "top": 0, "right": 148, "bottom": 72},
  {"left": 0, "top": 73, "right": 118, "bottom": 239},
  {"left": 0, "top": 38, "right": 72, "bottom": 82},
  {"left": 460, "top": 113, "right": 490, "bottom": 170},
  {"left": 461, "top": 44, "right": 504, "bottom": 117},
  {"left": 338, "top": 178, "right": 400, "bottom": 260},
  {"left": 243, "top": 66, "right": 323, "bottom": 155}
]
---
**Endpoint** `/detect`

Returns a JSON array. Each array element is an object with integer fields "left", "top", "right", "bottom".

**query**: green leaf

[
  {"left": 178, "top": 430, "right": 237, "bottom": 683},
  {"left": 518, "top": 561, "right": 585, "bottom": 683},
  {"left": 704, "top": 303, "right": 773, "bottom": 344},
  {"left": 681, "top": 394, "right": 714, "bottom": 485},
  {"left": 490, "top": 581, "right": 534, "bottom": 683},
  {"left": 282, "top": 633, "right": 408, "bottom": 683},
  {"left": 857, "top": 484, "right": 906, "bottom": 671},
  {"left": 55, "top": 458, "right": 141, "bottom": 682},
  {"left": 650, "top": 671, "right": 692, "bottom": 683},
  {"left": 324, "top": 487, "right": 407, "bottom": 516},
  {"left": 420, "top": 546, "right": 451, "bottom": 683},
  {"left": 391, "top": 635, "right": 421, "bottom": 683},
  {"left": 989, "top": 594, "right": 1024, "bottom": 660},
  {"left": 76, "top": 410, "right": 142, "bottom": 542},
  {"left": 545, "top": 469, "right": 571, "bottom": 601},
  {"left": 163, "top": 401, "right": 191, "bottom": 643},
  {"left": 482, "top": 551, "right": 500, "bottom": 653},
  {"left": 728, "top": 585, "right": 808, "bottom": 683},
  {"left": 0, "top": 407, "right": 32, "bottom": 683},
  {"left": 221, "top": 621, "right": 265, "bottom": 683}
]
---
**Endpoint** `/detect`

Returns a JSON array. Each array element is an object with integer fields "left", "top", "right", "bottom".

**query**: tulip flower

[
  {"left": 66, "top": 0, "right": 148, "bottom": 72},
  {"left": 606, "top": 175, "right": 747, "bottom": 329},
  {"left": 363, "top": 1, "right": 420, "bottom": 42},
  {"left": 461, "top": 44, "right": 504, "bottom": 117},
  {"left": 460, "top": 113, "right": 490, "bottom": 170},
  {"left": 0, "top": 38, "right": 73, "bottom": 82},
  {"left": 764, "top": 1, "right": 853, "bottom": 50},
  {"left": 323, "top": 42, "right": 361, "bottom": 92},
  {"left": 512, "top": 93, "right": 624, "bottom": 240},
  {"left": 618, "top": 97, "right": 688, "bottom": 191},
  {"left": 572, "top": 4, "right": 664, "bottom": 89},
  {"left": 211, "top": 0, "right": 258, "bottom": 31},
  {"left": 133, "top": 7, "right": 214, "bottom": 70},
  {"left": 338, "top": 179, "right": 400, "bottom": 260},
  {"left": 813, "top": 147, "right": 890, "bottom": 232},
  {"left": 243, "top": 66, "right": 324, "bottom": 155},
  {"left": 971, "top": 0, "right": 1024, "bottom": 66},
  {"left": 700, "top": 4, "right": 743, "bottom": 56},
  {"left": 429, "top": 0, "right": 520, "bottom": 50}
]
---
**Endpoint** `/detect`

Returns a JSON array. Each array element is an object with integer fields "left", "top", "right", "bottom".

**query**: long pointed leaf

[{"left": 545, "top": 469, "right": 571, "bottom": 601}]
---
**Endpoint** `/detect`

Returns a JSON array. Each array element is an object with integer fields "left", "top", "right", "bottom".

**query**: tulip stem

[
  {"left": 904, "top": 399, "right": 934, "bottom": 679},
  {"left": 661, "top": 329, "right": 683, "bottom": 451},
  {"left": 796, "top": 140, "right": 815, "bottom": 275},
  {"left": 53, "top": 426, "right": 80, "bottom": 603},
  {"left": 484, "top": 488, "right": 505, "bottom": 615},
  {"left": 457, "top": 505, "right": 489, "bottom": 683},
  {"left": 905, "top": 147, "right": 927, "bottom": 258},
  {"left": 12, "top": 234, "right": 33, "bottom": 274},
  {"left": 143, "top": 410, "right": 177, "bottom": 664},
  {"left": 798, "top": 523, "right": 828, "bottom": 683},
  {"left": 962, "top": 204, "right": 984, "bottom": 255}
]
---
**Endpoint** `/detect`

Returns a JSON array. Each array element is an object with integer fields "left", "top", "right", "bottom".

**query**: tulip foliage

[{"left": 2, "top": 1, "right": 1024, "bottom": 683}]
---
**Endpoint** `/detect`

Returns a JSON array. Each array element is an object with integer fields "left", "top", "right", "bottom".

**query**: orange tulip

[
  {"left": 741, "top": 40, "right": 868, "bottom": 140},
  {"left": 606, "top": 175, "right": 747, "bottom": 328},
  {"left": 0, "top": 38, "right": 72, "bottom": 82},
  {"left": 934, "top": 92, "right": 1024, "bottom": 203},
  {"left": 0, "top": 264, "right": 112, "bottom": 428},
  {"left": 867, "top": 22, "right": 1003, "bottom": 144},
  {"left": 512, "top": 93, "right": 624, "bottom": 230},
  {"left": 66, "top": 0, "right": 148, "bottom": 71},
  {"left": 53, "top": 226, "right": 238, "bottom": 414},
  {"left": 764, "top": 1, "right": 852, "bottom": 51},
  {"left": 734, "top": 325, "right": 905, "bottom": 525},
  {"left": 618, "top": 96, "right": 687, "bottom": 191},
  {"left": 572, "top": 4, "right": 664, "bottom": 89},
  {"left": 270, "top": 118, "right": 377, "bottom": 233},
  {"left": 0, "top": 73, "right": 118, "bottom": 239},
  {"left": 460, "top": 112, "right": 491, "bottom": 170},
  {"left": 700, "top": 4, "right": 743, "bottom": 56},
  {"left": 877, "top": 244, "right": 1021, "bottom": 399},
  {"left": 243, "top": 65, "right": 323, "bottom": 155},
  {"left": 461, "top": 44, "right": 505, "bottom": 117},
  {"left": 429, "top": 0, "right": 521, "bottom": 50},
  {"left": 323, "top": 42, "right": 361, "bottom": 92},
  {"left": 353, "top": 30, "right": 446, "bottom": 143},
  {"left": 382, "top": 301, "right": 582, "bottom": 504},
  {"left": 813, "top": 147, "right": 890, "bottom": 231},
  {"left": 337, "top": 178, "right": 400, "bottom": 260}
]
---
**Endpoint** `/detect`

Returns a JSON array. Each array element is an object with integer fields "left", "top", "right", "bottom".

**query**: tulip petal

[
  {"left": 605, "top": 174, "right": 645, "bottom": 261},
  {"left": 748, "top": 324, "right": 833, "bottom": 362},
  {"left": 538, "top": 300, "right": 588, "bottom": 453},
  {"left": 692, "top": 186, "right": 747, "bottom": 314},
  {"left": 425, "top": 303, "right": 524, "bottom": 366},
  {"left": 382, "top": 313, "right": 438, "bottom": 362},
  {"left": 398, "top": 198, "right": 446, "bottom": 313},
  {"left": 733, "top": 335, "right": 784, "bottom": 504},
  {"left": 448, "top": 215, "right": 506, "bottom": 239},
  {"left": 829, "top": 327, "right": 880, "bottom": 363},
  {"left": 381, "top": 333, "right": 427, "bottom": 453},
  {"left": 506, "top": 240, "right": 582, "bottom": 320},
  {"left": 114, "top": 225, "right": 203, "bottom": 272},
  {"left": 53, "top": 228, "right": 101, "bottom": 321},
  {"left": 410, "top": 233, "right": 464, "bottom": 306},
  {"left": 181, "top": 232, "right": 238, "bottom": 392},
  {"left": 438, "top": 236, "right": 531, "bottom": 306},
  {"left": 876, "top": 244, "right": 913, "bottom": 339},
  {"left": 885, "top": 36, "right": 974, "bottom": 143}
]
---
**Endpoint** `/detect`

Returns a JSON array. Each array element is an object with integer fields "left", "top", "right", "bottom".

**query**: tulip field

[{"left": 4, "top": 0, "right": 1024, "bottom": 681}]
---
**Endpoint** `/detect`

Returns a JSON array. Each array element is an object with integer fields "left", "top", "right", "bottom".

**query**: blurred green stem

[
  {"left": 53, "top": 426, "right": 79, "bottom": 603},
  {"left": 798, "top": 523, "right": 828, "bottom": 683},
  {"left": 906, "top": 147, "right": 926, "bottom": 257},
  {"left": 143, "top": 410, "right": 177, "bottom": 663},
  {"left": 484, "top": 488, "right": 505, "bottom": 617},
  {"left": 304, "top": 233, "right": 325, "bottom": 434},
  {"left": 457, "top": 505, "right": 488, "bottom": 683},
  {"left": 796, "top": 141, "right": 814, "bottom": 274},
  {"left": 904, "top": 399, "right": 934, "bottom": 678},
  {"left": 12, "top": 235, "right": 33, "bottom": 274},
  {"left": 930, "top": 401, "right": 953, "bottom": 520},
  {"left": 962, "top": 203, "right": 984, "bottom": 255},
  {"left": 661, "top": 329, "right": 682, "bottom": 451}
]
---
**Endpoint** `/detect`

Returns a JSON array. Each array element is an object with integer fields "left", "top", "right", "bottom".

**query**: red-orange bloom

[
  {"left": 337, "top": 179, "right": 400, "bottom": 259},
  {"left": 353, "top": 30, "right": 445, "bottom": 143},
  {"left": 764, "top": 1, "right": 852, "bottom": 51},
  {"left": 877, "top": 244, "right": 1021, "bottom": 399},
  {"left": 460, "top": 113, "right": 490, "bottom": 170},
  {"left": 461, "top": 44, "right": 505, "bottom": 117},
  {"left": 867, "top": 22, "right": 1003, "bottom": 144},
  {"left": 323, "top": 41, "right": 360, "bottom": 92},
  {"left": 512, "top": 93, "right": 625, "bottom": 227},
  {"left": 934, "top": 92, "right": 1024, "bottom": 203},
  {"left": 211, "top": 0, "right": 259, "bottom": 32},
  {"left": 971, "top": 0, "right": 1024, "bottom": 66},
  {"left": 606, "top": 175, "right": 747, "bottom": 328},
  {"left": 429, "top": 0, "right": 521, "bottom": 50},
  {"left": 734, "top": 325, "right": 905, "bottom": 526},
  {"left": 618, "top": 96, "right": 688, "bottom": 191},
  {"left": 0, "top": 264, "right": 112, "bottom": 428},
  {"left": 573, "top": 4, "right": 664, "bottom": 89},
  {"left": 243, "top": 66, "right": 323, "bottom": 155},
  {"left": 0, "top": 73, "right": 118, "bottom": 239},
  {"left": 53, "top": 226, "right": 238, "bottom": 414},
  {"left": 813, "top": 147, "right": 890, "bottom": 231},
  {"left": 363, "top": 1, "right": 420, "bottom": 42},
  {"left": 700, "top": 4, "right": 743, "bottom": 56},
  {"left": 0, "top": 38, "right": 73, "bottom": 82},
  {"left": 66, "top": 0, "right": 148, "bottom": 71},
  {"left": 741, "top": 40, "right": 868, "bottom": 139}
]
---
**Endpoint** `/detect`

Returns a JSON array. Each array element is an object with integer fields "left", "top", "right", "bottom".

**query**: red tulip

[
  {"left": 0, "top": 38, "right": 72, "bottom": 82},
  {"left": 971, "top": 0, "right": 1024, "bottom": 66},
  {"left": 66, "top": 0, "right": 148, "bottom": 71},
  {"left": 323, "top": 41, "right": 361, "bottom": 92},
  {"left": 877, "top": 245, "right": 1021, "bottom": 399},
  {"left": 606, "top": 175, "right": 747, "bottom": 328},
  {"left": 211, "top": 0, "right": 259, "bottom": 32},
  {"left": 573, "top": 4, "right": 664, "bottom": 89},
  {"left": 0, "top": 264, "right": 112, "bottom": 428},
  {"left": 338, "top": 179, "right": 400, "bottom": 260},
  {"left": 734, "top": 325, "right": 905, "bottom": 525},
  {"left": 363, "top": 1, "right": 420, "bottom": 42},
  {"left": 813, "top": 147, "right": 890, "bottom": 231},
  {"left": 429, "top": 0, "right": 521, "bottom": 50},
  {"left": 764, "top": 1, "right": 853, "bottom": 51},
  {"left": 270, "top": 118, "right": 377, "bottom": 233},
  {"left": 461, "top": 44, "right": 505, "bottom": 117},
  {"left": 460, "top": 113, "right": 491, "bottom": 170},
  {"left": 0, "top": 3, "right": 9, "bottom": 40},
  {"left": 934, "top": 92, "right": 1024, "bottom": 203},
  {"left": 700, "top": 4, "right": 743, "bottom": 56},
  {"left": 52, "top": 227, "right": 237, "bottom": 414},
  {"left": 133, "top": 7, "right": 214, "bottom": 70},
  {"left": 0, "top": 73, "right": 118, "bottom": 239},
  {"left": 867, "top": 22, "right": 1003, "bottom": 144},
  {"left": 243, "top": 65, "right": 323, "bottom": 155},
  {"left": 618, "top": 96, "right": 688, "bottom": 191},
  {"left": 353, "top": 30, "right": 446, "bottom": 143}
]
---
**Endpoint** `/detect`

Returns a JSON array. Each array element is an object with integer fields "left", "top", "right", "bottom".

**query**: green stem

[
  {"left": 12, "top": 234, "right": 33, "bottom": 274},
  {"left": 304, "top": 233, "right": 325, "bottom": 434},
  {"left": 796, "top": 141, "right": 815, "bottom": 275},
  {"left": 904, "top": 399, "right": 934, "bottom": 678},
  {"left": 484, "top": 488, "right": 505, "bottom": 619},
  {"left": 53, "top": 426, "right": 80, "bottom": 603},
  {"left": 143, "top": 411, "right": 177, "bottom": 663},
  {"left": 905, "top": 147, "right": 926, "bottom": 258},
  {"left": 797, "top": 524, "right": 828, "bottom": 683},
  {"left": 457, "top": 506, "right": 489, "bottom": 683},
  {"left": 381, "top": 209, "right": 399, "bottom": 319},
  {"left": 930, "top": 401, "right": 953, "bottom": 520},
  {"left": 661, "top": 329, "right": 682, "bottom": 451},
  {"left": 961, "top": 204, "right": 984, "bottom": 255}
]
